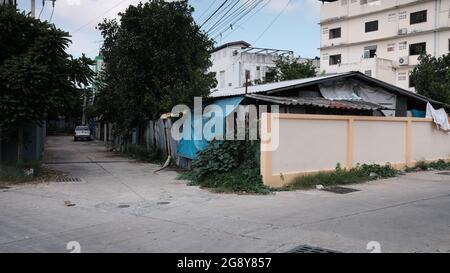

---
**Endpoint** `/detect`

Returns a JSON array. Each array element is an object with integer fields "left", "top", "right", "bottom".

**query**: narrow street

[{"left": 0, "top": 136, "right": 449, "bottom": 253}]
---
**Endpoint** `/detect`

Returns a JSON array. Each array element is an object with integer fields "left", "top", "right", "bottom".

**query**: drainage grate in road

[
  {"left": 322, "top": 186, "right": 359, "bottom": 194},
  {"left": 157, "top": 202, "right": 171, "bottom": 205},
  {"left": 57, "top": 177, "right": 82, "bottom": 183},
  {"left": 437, "top": 172, "right": 450, "bottom": 176},
  {"left": 287, "top": 245, "right": 341, "bottom": 253},
  {"left": 117, "top": 204, "right": 131, "bottom": 209}
]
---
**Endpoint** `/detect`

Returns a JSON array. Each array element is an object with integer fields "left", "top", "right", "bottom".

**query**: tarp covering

[
  {"left": 177, "top": 96, "right": 244, "bottom": 159},
  {"left": 426, "top": 103, "right": 450, "bottom": 132},
  {"left": 319, "top": 79, "right": 397, "bottom": 116}
]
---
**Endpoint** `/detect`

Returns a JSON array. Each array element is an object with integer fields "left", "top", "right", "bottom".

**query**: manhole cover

[
  {"left": 437, "top": 172, "right": 450, "bottom": 176},
  {"left": 287, "top": 245, "right": 341, "bottom": 253},
  {"left": 117, "top": 204, "right": 130, "bottom": 209},
  {"left": 57, "top": 177, "right": 82, "bottom": 183},
  {"left": 322, "top": 186, "right": 359, "bottom": 194},
  {"left": 157, "top": 202, "right": 170, "bottom": 205}
]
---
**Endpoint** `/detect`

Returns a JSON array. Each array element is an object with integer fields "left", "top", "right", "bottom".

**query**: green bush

[
  {"left": 180, "top": 140, "right": 270, "bottom": 194},
  {"left": 280, "top": 163, "right": 400, "bottom": 191}
]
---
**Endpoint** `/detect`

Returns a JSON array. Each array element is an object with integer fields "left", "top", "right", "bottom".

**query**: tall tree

[
  {"left": 264, "top": 56, "right": 317, "bottom": 83},
  {"left": 95, "top": 0, "right": 216, "bottom": 140},
  {"left": 410, "top": 54, "right": 450, "bottom": 105},
  {"left": 0, "top": 6, "right": 94, "bottom": 161}
]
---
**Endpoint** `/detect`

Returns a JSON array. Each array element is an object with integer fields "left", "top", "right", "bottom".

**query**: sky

[{"left": 17, "top": 0, "right": 321, "bottom": 59}]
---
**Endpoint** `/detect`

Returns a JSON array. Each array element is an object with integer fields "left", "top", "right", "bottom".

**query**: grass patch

[
  {"left": 278, "top": 163, "right": 400, "bottom": 191},
  {"left": 405, "top": 160, "right": 450, "bottom": 172},
  {"left": 178, "top": 141, "right": 270, "bottom": 195},
  {"left": 0, "top": 161, "right": 65, "bottom": 186}
]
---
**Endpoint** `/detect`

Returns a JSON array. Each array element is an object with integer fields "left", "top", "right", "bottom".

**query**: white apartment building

[
  {"left": 319, "top": 0, "right": 450, "bottom": 91},
  {"left": 210, "top": 41, "right": 317, "bottom": 91}
]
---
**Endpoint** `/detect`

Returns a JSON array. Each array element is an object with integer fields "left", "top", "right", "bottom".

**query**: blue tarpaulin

[
  {"left": 177, "top": 96, "right": 244, "bottom": 160},
  {"left": 411, "top": 109, "right": 426, "bottom": 118}
]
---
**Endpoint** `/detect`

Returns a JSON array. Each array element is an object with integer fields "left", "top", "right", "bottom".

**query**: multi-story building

[
  {"left": 318, "top": 0, "right": 450, "bottom": 91},
  {"left": 209, "top": 41, "right": 319, "bottom": 91}
]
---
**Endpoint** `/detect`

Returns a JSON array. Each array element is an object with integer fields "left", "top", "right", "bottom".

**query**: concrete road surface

[{"left": 0, "top": 136, "right": 449, "bottom": 253}]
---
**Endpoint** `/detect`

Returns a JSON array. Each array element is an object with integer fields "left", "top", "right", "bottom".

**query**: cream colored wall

[
  {"left": 411, "top": 121, "right": 450, "bottom": 161},
  {"left": 272, "top": 119, "right": 347, "bottom": 173},
  {"left": 261, "top": 113, "right": 450, "bottom": 188},
  {"left": 352, "top": 120, "right": 405, "bottom": 165}
]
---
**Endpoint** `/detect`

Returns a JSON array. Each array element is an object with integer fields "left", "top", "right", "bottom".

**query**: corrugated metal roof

[
  {"left": 209, "top": 72, "right": 353, "bottom": 98},
  {"left": 245, "top": 94, "right": 388, "bottom": 111},
  {"left": 209, "top": 71, "right": 450, "bottom": 110}
]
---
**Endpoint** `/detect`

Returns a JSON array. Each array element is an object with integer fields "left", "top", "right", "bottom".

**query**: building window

[
  {"left": 329, "top": 54, "right": 342, "bottom": 65},
  {"left": 448, "top": 39, "right": 450, "bottom": 51},
  {"left": 329, "top": 28, "right": 341, "bottom": 39},
  {"left": 399, "top": 41, "right": 407, "bottom": 50},
  {"left": 364, "top": 45, "right": 377, "bottom": 58},
  {"left": 365, "top": 20, "right": 378, "bottom": 32},
  {"left": 398, "top": 11, "right": 407, "bottom": 20},
  {"left": 364, "top": 70, "right": 372, "bottom": 77},
  {"left": 219, "top": 71, "right": 225, "bottom": 88},
  {"left": 409, "top": 42, "right": 426, "bottom": 56},
  {"left": 410, "top": 10, "right": 427, "bottom": 25}
]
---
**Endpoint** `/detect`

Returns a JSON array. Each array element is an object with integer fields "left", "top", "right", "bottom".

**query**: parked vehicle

[{"left": 74, "top": 126, "right": 92, "bottom": 141}]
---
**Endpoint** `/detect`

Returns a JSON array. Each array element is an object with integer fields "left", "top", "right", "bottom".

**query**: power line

[
  {"left": 219, "top": 0, "right": 272, "bottom": 40},
  {"left": 207, "top": 0, "right": 257, "bottom": 36},
  {"left": 49, "top": 2, "right": 54, "bottom": 22},
  {"left": 197, "top": 0, "right": 219, "bottom": 22},
  {"left": 72, "top": 0, "right": 132, "bottom": 34},
  {"left": 253, "top": 0, "right": 292, "bottom": 44},
  {"left": 205, "top": 0, "right": 242, "bottom": 34},
  {"left": 38, "top": 0, "right": 45, "bottom": 19},
  {"left": 199, "top": 0, "right": 230, "bottom": 28},
  {"left": 210, "top": 0, "right": 264, "bottom": 39}
]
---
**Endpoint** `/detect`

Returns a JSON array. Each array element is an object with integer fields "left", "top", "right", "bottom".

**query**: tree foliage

[
  {"left": 410, "top": 53, "right": 450, "bottom": 104},
  {"left": 95, "top": 0, "right": 216, "bottom": 137},
  {"left": 0, "top": 6, "right": 95, "bottom": 132},
  {"left": 264, "top": 55, "right": 317, "bottom": 83}
]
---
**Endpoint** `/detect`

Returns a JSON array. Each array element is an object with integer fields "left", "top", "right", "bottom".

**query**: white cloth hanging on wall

[{"left": 426, "top": 103, "right": 450, "bottom": 132}]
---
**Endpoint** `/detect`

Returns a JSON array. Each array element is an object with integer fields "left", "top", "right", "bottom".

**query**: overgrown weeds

[
  {"left": 405, "top": 160, "right": 450, "bottom": 172},
  {"left": 279, "top": 163, "right": 400, "bottom": 191},
  {"left": 178, "top": 140, "right": 270, "bottom": 194}
]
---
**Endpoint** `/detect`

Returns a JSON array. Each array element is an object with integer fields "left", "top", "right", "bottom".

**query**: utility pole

[{"left": 31, "top": 0, "right": 36, "bottom": 18}]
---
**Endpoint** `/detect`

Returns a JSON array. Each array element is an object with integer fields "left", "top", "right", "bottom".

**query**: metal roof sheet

[
  {"left": 209, "top": 72, "right": 352, "bottom": 98},
  {"left": 245, "top": 94, "right": 388, "bottom": 111}
]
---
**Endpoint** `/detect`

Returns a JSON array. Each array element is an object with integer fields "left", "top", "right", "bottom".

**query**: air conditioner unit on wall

[
  {"left": 398, "top": 56, "right": 409, "bottom": 66},
  {"left": 398, "top": 28, "right": 408, "bottom": 35}
]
